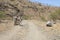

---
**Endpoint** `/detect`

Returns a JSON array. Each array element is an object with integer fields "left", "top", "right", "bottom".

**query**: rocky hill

[{"left": 0, "top": 0, "right": 59, "bottom": 20}]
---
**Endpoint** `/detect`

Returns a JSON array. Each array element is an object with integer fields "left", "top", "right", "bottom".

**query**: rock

[{"left": 46, "top": 21, "right": 52, "bottom": 27}]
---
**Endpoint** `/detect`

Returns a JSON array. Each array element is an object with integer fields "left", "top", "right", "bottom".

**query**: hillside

[
  {"left": 0, "top": 0, "right": 59, "bottom": 20},
  {"left": 0, "top": 0, "right": 60, "bottom": 40}
]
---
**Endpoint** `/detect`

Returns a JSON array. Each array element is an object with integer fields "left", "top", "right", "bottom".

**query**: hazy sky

[{"left": 30, "top": 0, "right": 60, "bottom": 7}]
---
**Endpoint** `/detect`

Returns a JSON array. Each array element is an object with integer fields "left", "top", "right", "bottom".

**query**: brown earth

[
  {"left": 0, "top": 20, "right": 60, "bottom": 40},
  {"left": 0, "top": 0, "right": 60, "bottom": 20}
]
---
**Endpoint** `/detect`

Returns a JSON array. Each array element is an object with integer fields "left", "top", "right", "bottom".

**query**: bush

[
  {"left": 40, "top": 16, "right": 47, "bottom": 21},
  {"left": 50, "top": 13, "right": 58, "bottom": 21},
  {"left": 50, "top": 9, "right": 60, "bottom": 21},
  {"left": 0, "top": 11, "right": 6, "bottom": 19},
  {"left": 22, "top": 15, "right": 31, "bottom": 20}
]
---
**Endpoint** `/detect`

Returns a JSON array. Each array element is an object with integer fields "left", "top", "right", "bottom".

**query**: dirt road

[
  {"left": 0, "top": 20, "right": 60, "bottom": 40},
  {"left": 24, "top": 21, "right": 48, "bottom": 40}
]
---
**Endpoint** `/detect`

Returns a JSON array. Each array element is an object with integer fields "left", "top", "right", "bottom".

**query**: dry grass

[
  {"left": 31, "top": 20, "right": 60, "bottom": 40},
  {"left": 0, "top": 0, "right": 59, "bottom": 20},
  {"left": 31, "top": 20, "right": 60, "bottom": 33},
  {"left": 0, "top": 20, "right": 14, "bottom": 32},
  {"left": 0, "top": 20, "right": 60, "bottom": 40}
]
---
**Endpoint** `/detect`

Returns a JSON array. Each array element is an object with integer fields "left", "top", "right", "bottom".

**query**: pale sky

[{"left": 30, "top": 0, "right": 60, "bottom": 7}]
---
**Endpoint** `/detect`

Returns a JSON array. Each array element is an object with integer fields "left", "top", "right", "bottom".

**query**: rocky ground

[{"left": 0, "top": 20, "right": 60, "bottom": 40}]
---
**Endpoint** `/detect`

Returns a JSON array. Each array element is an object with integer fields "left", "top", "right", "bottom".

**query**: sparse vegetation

[
  {"left": 40, "top": 16, "right": 47, "bottom": 21},
  {"left": 0, "top": 0, "right": 59, "bottom": 20},
  {"left": 22, "top": 15, "right": 31, "bottom": 20},
  {"left": 10, "top": 0, "right": 14, "bottom": 1},
  {"left": 50, "top": 9, "right": 60, "bottom": 21},
  {"left": 0, "top": 11, "right": 6, "bottom": 22},
  {"left": 0, "top": 11, "right": 6, "bottom": 19}
]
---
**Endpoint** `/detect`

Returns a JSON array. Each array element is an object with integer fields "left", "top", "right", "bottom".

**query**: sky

[{"left": 30, "top": 0, "right": 60, "bottom": 7}]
